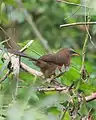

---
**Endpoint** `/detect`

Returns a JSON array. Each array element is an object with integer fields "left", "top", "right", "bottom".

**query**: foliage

[{"left": 0, "top": 0, "right": 96, "bottom": 120}]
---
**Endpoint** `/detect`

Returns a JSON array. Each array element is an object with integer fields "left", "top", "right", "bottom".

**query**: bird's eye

[
  {"left": 69, "top": 49, "right": 75, "bottom": 54},
  {"left": 69, "top": 49, "right": 79, "bottom": 56},
  {"left": 70, "top": 50, "right": 76, "bottom": 54}
]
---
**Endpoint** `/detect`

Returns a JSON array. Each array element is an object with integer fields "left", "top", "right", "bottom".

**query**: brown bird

[{"left": 8, "top": 48, "right": 79, "bottom": 78}]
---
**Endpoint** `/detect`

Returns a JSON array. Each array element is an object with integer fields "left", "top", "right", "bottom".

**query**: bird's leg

[
  {"left": 52, "top": 65, "right": 66, "bottom": 80},
  {"left": 50, "top": 79, "right": 63, "bottom": 87},
  {"left": 49, "top": 74, "right": 64, "bottom": 87},
  {"left": 44, "top": 75, "right": 55, "bottom": 84},
  {"left": 49, "top": 65, "right": 70, "bottom": 86},
  {"left": 40, "top": 65, "right": 70, "bottom": 87},
  {"left": 42, "top": 75, "right": 62, "bottom": 87}
]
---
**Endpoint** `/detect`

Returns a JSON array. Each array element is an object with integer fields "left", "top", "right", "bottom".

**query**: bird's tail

[{"left": 8, "top": 49, "right": 38, "bottom": 62}]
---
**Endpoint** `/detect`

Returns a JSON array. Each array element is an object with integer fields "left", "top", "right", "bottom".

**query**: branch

[
  {"left": 60, "top": 102, "right": 70, "bottom": 120},
  {"left": 60, "top": 22, "right": 96, "bottom": 28},
  {"left": 85, "top": 92, "right": 96, "bottom": 102},
  {"left": 20, "top": 62, "right": 42, "bottom": 77},
  {"left": 0, "top": 48, "right": 43, "bottom": 78},
  {"left": 81, "top": 33, "right": 88, "bottom": 72},
  {"left": 18, "top": 40, "right": 43, "bottom": 77},
  {"left": 37, "top": 86, "right": 68, "bottom": 92},
  {"left": 80, "top": 18, "right": 90, "bottom": 80},
  {"left": 20, "top": 40, "right": 34, "bottom": 52},
  {"left": 0, "top": 70, "right": 11, "bottom": 83},
  {"left": 57, "top": 0, "right": 89, "bottom": 8},
  {"left": 37, "top": 86, "right": 96, "bottom": 102},
  {"left": 0, "top": 26, "right": 10, "bottom": 39}
]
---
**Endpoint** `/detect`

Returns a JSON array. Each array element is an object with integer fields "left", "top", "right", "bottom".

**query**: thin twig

[
  {"left": 0, "top": 49, "right": 43, "bottom": 78},
  {"left": 0, "top": 26, "right": 11, "bottom": 45},
  {"left": 60, "top": 102, "right": 70, "bottom": 120},
  {"left": 80, "top": 15, "right": 90, "bottom": 81},
  {"left": 0, "top": 26, "right": 10, "bottom": 39},
  {"left": 37, "top": 86, "right": 68, "bottom": 92},
  {"left": 86, "top": 92, "right": 96, "bottom": 102},
  {"left": 2, "top": 39, "right": 34, "bottom": 94},
  {"left": 60, "top": 22, "right": 96, "bottom": 28},
  {"left": 81, "top": 33, "right": 88, "bottom": 71},
  {"left": 57, "top": 0, "right": 89, "bottom": 8},
  {"left": 64, "top": 6, "right": 81, "bottom": 21},
  {"left": 20, "top": 40, "right": 34, "bottom": 52},
  {"left": 19, "top": 39, "right": 43, "bottom": 76},
  {"left": 0, "top": 39, "right": 41, "bottom": 85},
  {"left": 0, "top": 38, "right": 10, "bottom": 44},
  {"left": 89, "top": 37, "right": 96, "bottom": 48},
  {"left": 0, "top": 70, "right": 11, "bottom": 83},
  {"left": 20, "top": 62, "right": 42, "bottom": 77},
  {"left": 84, "top": 9, "right": 96, "bottom": 49},
  {"left": 37, "top": 86, "right": 96, "bottom": 102}
]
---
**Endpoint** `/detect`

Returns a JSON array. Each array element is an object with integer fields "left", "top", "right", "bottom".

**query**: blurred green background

[{"left": 0, "top": 0, "right": 96, "bottom": 119}]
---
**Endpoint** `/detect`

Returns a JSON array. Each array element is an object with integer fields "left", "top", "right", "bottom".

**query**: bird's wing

[
  {"left": 39, "top": 54, "right": 63, "bottom": 65},
  {"left": 39, "top": 53, "right": 69, "bottom": 66},
  {"left": 39, "top": 54, "right": 54, "bottom": 61}
]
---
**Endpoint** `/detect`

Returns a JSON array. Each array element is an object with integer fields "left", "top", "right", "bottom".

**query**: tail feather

[{"left": 8, "top": 49, "right": 38, "bottom": 62}]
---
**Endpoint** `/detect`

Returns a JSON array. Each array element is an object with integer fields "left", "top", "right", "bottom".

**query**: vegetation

[{"left": 0, "top": 0, "right": 96, "bottom": 119}]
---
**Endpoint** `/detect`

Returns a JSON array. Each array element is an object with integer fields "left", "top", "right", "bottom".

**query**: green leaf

[
  {"left": 61, "top": 67, "right": 80, "bottom": 86},
  {"left": 55, "top": 67, "right": 61, "bottom": 76},
  {"left": 79, "top": 103, "right": 88, "bottom": 116},
  {"left": 18, "top": 40, "right": 46, "bottom": 58},
  {"left": 63, "top": 111, "right": 71, "bottom": 120},
  {"left": 79, "top": 82, "right": 96, "bottom": 94},
  {"left": 38, "top": 92, "right": 71, "bottom": 109}
]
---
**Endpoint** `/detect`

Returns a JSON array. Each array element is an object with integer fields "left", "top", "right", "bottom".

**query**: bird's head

[
  {"left": 68, "top": 48, "right": 80, "bottom": 57},
  {"left": 58, "top": 48, "right": 80, "bottom": 57}
]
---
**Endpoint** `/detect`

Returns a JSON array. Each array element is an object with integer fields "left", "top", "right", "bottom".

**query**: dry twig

[
  {"left": 60, "top": 22, "right": 96, "bottom": 28},
  {"left": 37, "top": 86, "right": 96, "bottom": 102},
  {"left": 20, "top": 62, "right": 42, "bottom": 77},
  {"left": 0, "top": 39, "right": 43, "bottom": 83},
  {"left": 0, "top": 70, "right": 11, "bottom": 83},
  {"left": 86, "top": 92, "right": 96, "bottom": 102},
  {"left": 57, "top": 0, "right": 89, "bottom": 8},
  {"left": 37, "top": 86, "right": 68, "bottom": 92}
]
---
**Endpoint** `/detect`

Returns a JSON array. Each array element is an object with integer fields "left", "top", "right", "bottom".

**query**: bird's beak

[{"left": 72, "top": 52, "right": 80, "bottom": 56}]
